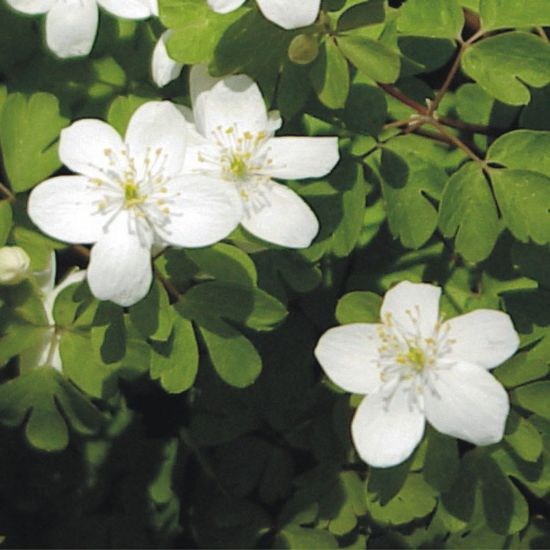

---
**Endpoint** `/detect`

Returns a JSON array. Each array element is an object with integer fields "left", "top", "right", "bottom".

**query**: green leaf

[
  {"left": 438, "top": 162, "right": 500, "bottom": 262},
  {"left": 341, "top": 82, "right": 387, "bottom": 136},
  {"left": 397, "top": 0, "right": 464, "bottom": 38},
  {"left": 490, "top": 169, "right": 550, "bottom": 245},
  {"left": 0, "top": 367, "right": 101, "bottom": 451},
  {"left": 60, "top": 331, "right": 116, "bottom": 399},
  {"left": 151, "top": 315, "right": 198, "bottom": 393},
  {"left": 310, "top": 39, "right": 350, "bottom": 109},
  {"left": 0, "top": 92, "right": 69, "bottom": 192},
  {"left": 480, "top": 455, "right": 529, "bottom": 535},
  {"left": 423, "top": 430, "right": 459, "bottom": 492},
  {"left": 107, "top": 95, "right": 150, "bottom": 136},
  {"left": 199, "top": 318, "right": 262, "bottom": 388},
  {"left": 179, "top": 281, "right": 287, "bottom": 332},
  {"left": 505, "top": 412, "right": 544, "bottom": 462},
  {"left": 461, "top": 32, "right": 550, "bottom": 105},
  {"left": 487, "top": 129, "right": 550, "bottom": 175},
  {"left": 277, "top": 525, "right": 338, "bottom": 549},
  {"left": 129, "top": 280, "right": 173, "bottom": 341},
  {"left": 0, "top": 201, "right": 12, "bottom": 246},
  {"left": 337, "top": 1, "right": 385, "bottom": 32},
  {"left": 367, "top": 473, "right": 438, "bottom": 525},
  {"left": 335, "top": 291, "right": 382, "bottom": 324},
  {"left": 480, "top": 0, "right": 550, "bottom": 30},
  {"left": 337, "top": 35, "right": 400, "bottom": 83},
  {"left": 163, "top": 0, "right": 242, "bottom": 65},
  {"left": 185, "top": 243, "right": 257, "bottom": 286},
  {"left": 513, "top": 381, "right": 550, "bottom": 419},
  {"left": 380, "top": 148, "right": 447, "bottom": 249}
]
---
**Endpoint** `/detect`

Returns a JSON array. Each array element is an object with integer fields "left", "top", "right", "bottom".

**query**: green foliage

[
  {"left": 462, "top": 32, "right": 550, "bottom": 105},
  {"left": 0, "top": 0, "right": 549, "bottom": 547},
  {"left": 0, "top": 93, "right": 69, "bottom": 192}
]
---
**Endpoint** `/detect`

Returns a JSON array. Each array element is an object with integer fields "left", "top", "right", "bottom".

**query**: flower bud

[
  {"left": 288, "top": 34, "right": 319, "bottom": 65},
  {"left": 0, "top": 246, "right": 31, "bottom": 285}
]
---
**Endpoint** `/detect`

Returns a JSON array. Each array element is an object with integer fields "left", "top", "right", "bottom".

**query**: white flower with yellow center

[
  {"left": 28, "top": 101, "right": 242, "bottom": 307},
  {"left": 315, "top": 281, "right": 520, "bottom": 468},
  {"left": 6, "top": 0, "right": 158, "bottom": 58},
  {"left": 208, "top": 0, "right": 320, "bottom": 30},
  {"left": 182, "top": 65, "right": 339, "bottom": 249}
]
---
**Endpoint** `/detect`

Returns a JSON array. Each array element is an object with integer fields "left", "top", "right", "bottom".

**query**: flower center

[
  {"left": 197, "top": 125, "right": 273, "bottom": 185},
  {"left": 376, "top": 309, "right": 456, "bottom": 410},
  {"left": 123, "top": 183, "right": 144, "bottom": 207},
  {"left": 86, "top": 146, "right": 180, "bottom": 244},
  {"left": 228, "top": 153, "right": 251, "bottom": 179},
  {"left": 397, "top": 346, "right": 427, "bottom": 373}
]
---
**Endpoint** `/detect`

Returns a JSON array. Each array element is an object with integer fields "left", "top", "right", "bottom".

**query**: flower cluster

[
  {"left": 2, "top": 0, "right": 523, "bottom": 476},
  {"left": 27, "top": 68, "right": 340, "bottom": 306}
]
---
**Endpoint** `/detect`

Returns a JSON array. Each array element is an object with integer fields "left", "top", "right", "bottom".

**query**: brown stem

[
  {"left": 536, "top": 26, "right": 549, "bottom": 43},
  {"left": 430, "top": 42, "right": 468, "bottom": 113},
  {"left": 71, "top": 244, "right": 91, "bottom": 259},
  {"left": 154, "top": 266, "right": 181, "bottom": 303},
  {"left": 0, "top": 182, "right": 16, "bottom": 203},
  {"left": 428, "top": 119, "right": 484, "bottom": 164},
  {"left": 379, "top": 84, "right": 499, "bottom": 136},
  {"left": 379, "top": 83, "right": 428, "bottom": 114}
]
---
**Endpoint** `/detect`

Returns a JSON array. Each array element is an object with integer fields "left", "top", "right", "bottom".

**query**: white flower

[
  {"left": 182, "top": 65, "right": 339, "bottom": 249},
  {"left": 18, "top": 253, "right": 85, "bottom": 372},
  {"left": 28, "top": 101, "right": 242, "bottom": 307},
  {"left": 151, "top": 30, "right": 184, "bottom": 88},
  {"left": 6, "top": 0, "right": 159, "bottom": 59},
  {"left": 315, "top": 281, "right": 520, "bottom": 468},
  {"left": 208, "top": 0, "right": 320, "bottom": 30},
  {"left": 0, "top": 246, "right": 31, "bottom": 285}
]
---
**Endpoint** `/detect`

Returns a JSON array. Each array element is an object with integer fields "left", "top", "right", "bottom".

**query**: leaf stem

[
  {"left": 154, "top": 265, "right": 181, "bottom": 303},
  {"left": 0, "top": 182, "right": 16, "bottom": 203}
]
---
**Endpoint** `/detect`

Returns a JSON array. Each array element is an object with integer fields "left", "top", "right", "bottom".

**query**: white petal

[
  {"left": 5, "top": 0, "right": 54, "bottom": 14},
  {"left": 43, "top": 269, "right": 86, "bottom": 325},
  {"left": 125, "top": 101, "right": 187, "bottom": 178},
  {"left": 45, "top": 0, "right": 98, "bottom": 58},
  {"left": 351, "top": 388, "right": 426, "bottom": 468},
  {"left": 151, "top": 31, "right": 184, "bottom": 88},
  {"left": 147, "top": 0, "right": 158, "bottom": 15},
  {"left": 443, "top": 310, "right": 520, "bottom": 370},
  {"left": 267, "top": 110, "right": 283, "bottom": 133},
  {"left": 380, "top": 281, "right": 441, "bottom": 339},
  {"left": 34, "top": 251, "right": 56, "bottom": 296},
  {"left": 315, "top": 324, "right": 383, "bottom": 395},
  {"left": 207, "top": 0, "right": 246, "bottom": 14},
  {"left": 97, "top": 0, "right": 154, "bottom": 18},
  {"left": 59, "top": 119, "right": 124, "bottom": 179},
  {"left": 256, "top": 0, "right": 320, "bottom": 29},
  {"left": 261, "top": 136, "right": 339, "bottom": 180},
  {"left": 156, "top": 175, "right": 242, "bottom": 247},
  {"left": 425, "top": 362, "right": 509, "bottom": 446},
  {"left": 240, "top": 180, "right": 319, "bottom": 248},
  {"left": 28, "top": 176, "right": 107, "bottom": 244},
  {"left": 190, "top": 64, "right": 268, "bottom": 137},
  {"left": 87, "top": 211, "right": 153, "bottom": 306}
]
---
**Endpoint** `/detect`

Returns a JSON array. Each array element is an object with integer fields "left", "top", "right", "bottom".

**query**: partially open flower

[
  {"left": 0, "top": 246, "right": 31, "bottom": 285},
  {"left": 315, "top": 281, "right": 520, "bottom": 468}
]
